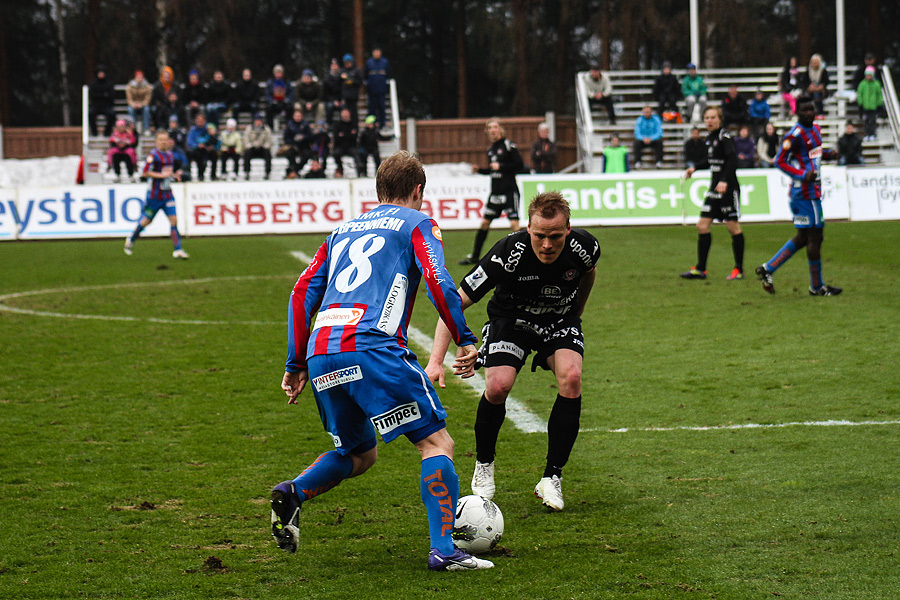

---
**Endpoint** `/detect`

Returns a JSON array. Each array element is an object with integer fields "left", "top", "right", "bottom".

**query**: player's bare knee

[{"left": 556, "top": 370, "right": 583, "bottom": 397}]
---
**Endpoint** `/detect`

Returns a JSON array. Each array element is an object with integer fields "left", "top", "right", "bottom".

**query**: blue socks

[
  {"left": 170, "top": 226, "right": 182, "bottom": 250},
  {"left": 129, "top": 222, "right": 145, "bottom": 243},
  {"left": 808, "top": 259, "right": 823, "bottom": 290},
  {"left": 765, "top": 239, "right": 798, "bottom": 273},
  {"left": 292, "top": 451, "right": 353, "bottom": 502},
  {"left": 420, "top": 455, "right": 458, "bottom": 555}
]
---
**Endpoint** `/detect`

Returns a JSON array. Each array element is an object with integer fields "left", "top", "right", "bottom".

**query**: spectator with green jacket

[
  {"left": 856, "top": 66, "right": 883, "bottom": 141},
  {"left": 681, "top": 63, "right": 707, "bottom": 123}
]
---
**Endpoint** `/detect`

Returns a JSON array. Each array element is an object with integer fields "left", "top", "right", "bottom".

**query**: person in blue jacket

[
  {"left": 632, "top": 105, "right": 664, "bottom": 168},
  {"left": 364, "top": 47, "right": 391, "bottom": 129}
]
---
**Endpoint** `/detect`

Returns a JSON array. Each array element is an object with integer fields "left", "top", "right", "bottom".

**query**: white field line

[
  {"left": 0, "top": 275, "right": 287, "bottom": 325},
  {"left": 586, "top": 419, "right": 900, "bottom": 434},
  {"left": 290, "top": 249, "right": 548, "bottom": 434}
]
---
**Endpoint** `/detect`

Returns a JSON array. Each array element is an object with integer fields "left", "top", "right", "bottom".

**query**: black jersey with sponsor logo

[
  {"left": 460, "top": 228, "right": 600, "bottom": 325},
  {"left": 694, "top": 127, "right": 740, "bottom": 200},
  {"left": 477, "top": 138, "right": 524, "bottom": 195}
]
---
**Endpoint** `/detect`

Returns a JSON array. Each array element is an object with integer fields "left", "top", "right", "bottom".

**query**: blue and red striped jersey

[
  {"left": 286, "top": 203, "right": 476, "bottom": 372},
  {"left": 143, "top": 149, "right": 175, "bottom": 201},
  {"left": 775, "top": 122, "right": 835, "bottom": 200}
]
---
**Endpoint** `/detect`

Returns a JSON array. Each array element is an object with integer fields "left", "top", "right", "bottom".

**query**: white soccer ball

[{"left": 452, "top": 495, "right": 504, "bottom": 554}]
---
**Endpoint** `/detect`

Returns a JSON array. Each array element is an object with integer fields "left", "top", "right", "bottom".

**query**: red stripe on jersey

[
  {"left": 338, "top": 302, "right": 367, "bottom": 352},
  {"left": 411, "top": 225, "right": 461, "bottom": 343},
  {"left": 314, "top": 326, "right": 332, "bottom": 355}
]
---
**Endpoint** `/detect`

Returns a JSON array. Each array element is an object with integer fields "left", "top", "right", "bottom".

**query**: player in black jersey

[
  {"left": 459, "top": 119, "right": 525, "bottom": 265},
  {"left": 679, "top": 106, "right": 745, "bottom": 280},
  {"left": 428, "top": 192, "right": 600, "bottom": 511}
]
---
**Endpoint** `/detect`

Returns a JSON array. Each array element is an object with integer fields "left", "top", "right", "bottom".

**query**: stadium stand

[
  {"left": 575, "top": 65, "right": 900, "bottom": 173},
  {"left": 82, "top": 80, "right": 400, "bottom": 183}
]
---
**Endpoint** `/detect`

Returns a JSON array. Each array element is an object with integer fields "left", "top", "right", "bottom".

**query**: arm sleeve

[
  {"left": 721, "top": 135, "right": 738, "bottom": 176},
  {"left": 286, "top": 240, "right": 329, "bottom": 372},
  {"left": 411, "top": 220, "right": 477, "bottom": 347},
  {"left": 458, "top": 239, "right": 505, "bottom": 304},
  {"left": 775, "top": 135, "right": 805, "bottom": 179},
  {"left": 499, "top": 143, "right": 525, "bottom": 176}
]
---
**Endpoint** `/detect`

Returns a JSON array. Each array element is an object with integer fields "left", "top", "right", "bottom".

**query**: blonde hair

[{"left": 376, "top": 151, "right": 426, "bottom": 204}]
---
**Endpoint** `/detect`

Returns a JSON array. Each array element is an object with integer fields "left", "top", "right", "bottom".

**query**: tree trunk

[
  {"left": 0, "top": 23, "right": 9, "bottom": 126},
  {"left": 599, "top": 0, "right": 611, "bottom": 71},
  {"left": 85, "top": 0, "right": 100, "bottom": 83},
  {"left": 456, "top": 0, "right": 467, "bottom": 118},
  {"left": 866, "top": 0, "right": 883, "bottom": 61},
  {"left": 553, "top": 0, "right": 571, "bottom": 115},
  {"left": 796, "top": 0, "right": 811, "bottom": 64},
  {"left": 155, "top": 0, "right": 168, "bottom": 69},
  {"left": 51, "top": 0, "right": 71, "bottom": 126},
  {"left": 352, "top": 0, "right": 364, "bottom": 64},
  {"left": 512, "top": 0, "right": 530, "bottom": 115}
]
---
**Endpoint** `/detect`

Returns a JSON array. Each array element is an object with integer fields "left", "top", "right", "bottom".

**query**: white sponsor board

[
  {"left": 0, "top": 188, "right": 18, "bottom": 241},
  {"left": 184, "top": 179, "right": 352, "bottom": 236},
  {"left": 845, "top": 168, "right": 900, "bottom": 220},
  {"left": 13, "top": 184, "right": 176, "bottom": 239},
  {"left": 353, "top": 176, "right": 501, "bottom": 230}
]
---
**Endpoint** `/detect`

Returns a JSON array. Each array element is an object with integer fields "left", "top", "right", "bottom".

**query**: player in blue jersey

[
  {"left": 755, "top": 97, "right": 842, "bottom": 296},
  {"left": 124, "top": 130, "right": 189, "bottom": 259},
  {"left": 427, "top": 192, "right": 600, "bottom": 512},
  {"left": 270, "top": 151, "right": 494, "bottom": 571}
]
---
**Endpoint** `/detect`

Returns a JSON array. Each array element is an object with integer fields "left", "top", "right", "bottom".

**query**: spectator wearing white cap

[{"left": 220, "top": 118, "right": 244, "bottom": 180}]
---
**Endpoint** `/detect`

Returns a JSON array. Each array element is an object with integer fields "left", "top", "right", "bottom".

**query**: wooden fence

[
  {"left": 2, "top": 117, "right": 578, "bottom": 171},
  {"left": 2, "top": 127, "right": 83, "bottom": 159}
]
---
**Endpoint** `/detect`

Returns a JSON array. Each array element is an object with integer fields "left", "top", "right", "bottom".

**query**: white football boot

[
  {"left": 471, "top": 461, "right": 495, "bottom": 499},
  {"left": 534, "top": 475, "right": 564, "bottom": 511}
]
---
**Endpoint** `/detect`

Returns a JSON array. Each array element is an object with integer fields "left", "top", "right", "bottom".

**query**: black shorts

[
  {"left": 700, "top": 189, "right": 740, "bottom": 221},
  {"left": 478, "top": 316, "right": 584, "bottom": 373},
  {"left": 483, "top": 190, "right": 520, "bottom": 221}
]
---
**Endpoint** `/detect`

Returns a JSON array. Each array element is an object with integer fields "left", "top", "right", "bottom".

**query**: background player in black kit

[
  {"left": 459, "top": 119, "right": 525, "bottom": 265},
  {"left": 428, "top": 192, "right": 600, "bottom": 512},
  {"left": 680, "top": 105, "right": 745, "bottom": 280}
]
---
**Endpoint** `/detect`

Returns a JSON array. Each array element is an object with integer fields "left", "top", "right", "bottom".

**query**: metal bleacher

[
  {"left": 82, "top": 79, "right": 401, "bottom": 184},
  {"left": 575, "top": 65, "right": 900, "bottom": 173}
]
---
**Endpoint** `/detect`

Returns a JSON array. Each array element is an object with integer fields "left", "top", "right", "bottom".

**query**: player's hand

[
  {"left": 282, "top": 370, "right": 308, "bottom": 404},
  {"left": 453, "top": 344, "right": 478, "bottom": 379},
  {"left": 803, "top": 169, "right": 817, "bottom": 182},
  {"left": 683, "top": 167, "right": 695, "bottom": 180},
  {"left": 490, "top": 162, "right": 500, "bottom": 171},
  {"left": 715, "top": 181, "right": 728, "bottom": 194},
  {"left": 471, "top": 164, "right": 479, "bottom": 173},
  {"left": 425, "top": 361, "right": 446, "bottom": 388}
]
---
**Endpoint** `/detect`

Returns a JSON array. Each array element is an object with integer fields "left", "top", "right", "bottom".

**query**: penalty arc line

[{"left": 290, "top": 250, "right": 548, "bottom": 434}]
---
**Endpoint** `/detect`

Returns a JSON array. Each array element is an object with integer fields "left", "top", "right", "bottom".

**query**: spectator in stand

[
  {"left": 242, "top": 113, "right": 273, "bottom": 180},
  {"left": 283, "top": 108, "right": 313, "bottom": 179},
  {"left": 323, "top": 58, "right": 343, "bottom": 126},
  {"left": 265, "top": 64, "right": 294, "bottom": 128},
  {"left": 125, "top": 70, "right": 152, "bottom": 134},
  {"left": 584, "top": 65, "right": 616, "bottom": 124},
  {"left": 308, "top": 120, "right": 331, "bottom": 173},
  {"left": 186, "top": 112, "right": 211, "bottom": 181},
  {"left": 219, "top": 118, "right": 243, "bottom": 180},
  {"left": 364, "top": 47, "right": 391, "bottom": 129},
  {"left": 852, "top": 53, "right": 881, "bottom": 90},
  {"left": 530, "top": 122, "right": 557, "bottom": 174},
  {"left": 681, "top": 63, "right": 707, "bottom": 123},
  {"left": 799, "top": 54, "right": 829, "bottom": 115},
  {"left": 779, "top": 56, "right": 801, "bottom": 116},
  {"left": 206, "top": 70, "right": 232, "bottom": 127},
  {"left": 735, "top": 125, "right": 756, "bottom": 168},
  {"left": 748, "top": 88, "right": 771, "bottom": 138},
  {"left": 653, "top": 62, "right": 682, "bottom": 117},
  {"left": 340, "top": 54, "right": 363, "bottom": 124},
  {"left": 756, "top": 122, "right": 780, "bottom": 168},
  {"left": 601, "top": 133, "right": 629, "bottom": 173},
  {"left": 125, "top": 117, "right": 140, "bottom": 155},
  {"left": 331, "top": 107, "right": 359, "bottom": 177},
  {"left": 88, "top": 65, "right": 117, "bottom": 137},
  {"left": 151, "top": 66, "right": 177, "bottom": 130},
  {"left": 167, "top": 114, "right": 189, "bottom": 181},
  {"left": 156, "top": 90, "right": 185, "bottom": 134},
  {"left": 182, "top": 70, "right": 208, "bottom": 122},
  {"left": 304, "top": 158, "right": 326, "bottom": 178},
  {"left": 632, "top": 105, "right": 664, "bottom": 169},
  {"left": 722, "top": 85, "right": 749, "bottom": 129},
  {"left": 358, "top": 115, "right": 392, "bottom": 177},
  {"left": 838, "top": 122, "right": 865, "bottom": 165},
  {"left": 857, "top": 66, "right": 884, "bottom": 141},
  {"left": 295, "top": 69, "right": 324, "bottom": 123},
  {"left": 204, "top": 123, "right": 222, "bottom": 180},
  {"left": 107, "top": 119, "right": 137, "bottom": 181},
  {"left": 232, "top": 68, "right": 260, "bottom": 123},
  {"left": 683, "top": 126, "right": 706, "bottom": 169}
]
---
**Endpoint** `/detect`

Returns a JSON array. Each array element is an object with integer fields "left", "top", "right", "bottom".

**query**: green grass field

[{"left": 2, "top": 221, "right": 899, "bottom": 599}]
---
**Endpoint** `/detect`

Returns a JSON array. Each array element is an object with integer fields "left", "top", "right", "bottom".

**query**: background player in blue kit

[
  {"left": 756, "top": 97, "right": 842, "bottom": 296},
  {"left": 427, "top": 192, "right": 600, "bottom": 512},
  {"left": 270, "top": 151, "right": 494, "bottom": 571},
  {"left": 124, "top": 130, "right": 189, "bottom": 259}
]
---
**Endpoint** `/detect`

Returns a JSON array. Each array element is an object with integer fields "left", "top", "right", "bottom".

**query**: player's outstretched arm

[
  {"left": 453, "top": 344, "right": 478, "bottom": 379},
  {"left": 282, "top": 369, "right": 309, "bottom": 404},
  {"left": 425, "top": 288, "right": 474, "bottom": 388}
]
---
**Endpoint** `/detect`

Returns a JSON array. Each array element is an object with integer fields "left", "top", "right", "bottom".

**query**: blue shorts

[
  {"left": 142, "top": 196, "right": 177, "bottom": 220},
  {"left": 789, "top": 190, "right": 824, "bottom": 229},
  {"left": 307, "top": 345, "right": 447, "bottom": 455}
]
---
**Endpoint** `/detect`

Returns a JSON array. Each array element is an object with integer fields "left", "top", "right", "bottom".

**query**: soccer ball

[{"left": 452, "top": 495, "right": 504, "bottom": 554}]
